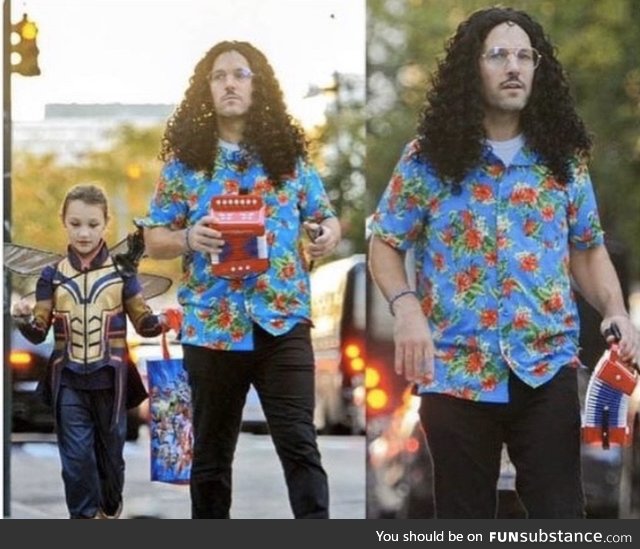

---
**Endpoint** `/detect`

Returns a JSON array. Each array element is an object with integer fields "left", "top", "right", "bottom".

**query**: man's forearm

[
  {"left": 143, "top": 226, "right": 189, "bottom": 260},
  {"left": 368, "top": 236, "right": 415, "bottom": 304}
]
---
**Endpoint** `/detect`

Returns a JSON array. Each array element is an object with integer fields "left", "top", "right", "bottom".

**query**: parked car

[
  {"left": 10, "top": 328, "right": 55, "bottom": 433},
  {"left": 365, "top": 255, "right": 640, "bottom": 519},
  {"left": 310, "top": 253, "right": 366, "bottom": 434}
]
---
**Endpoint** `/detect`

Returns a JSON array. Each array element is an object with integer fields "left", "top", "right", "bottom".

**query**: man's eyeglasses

[
  {"left": 208, "top": 67, "right": 254, "bottom": 84},
  {"left": 481, "top": 47, "right": 541, "bottom": 70}
]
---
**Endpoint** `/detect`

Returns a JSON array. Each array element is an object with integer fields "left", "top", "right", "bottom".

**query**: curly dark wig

[
  {"left": 160, "top": 41, "right": 308, "bottom": 184},
  {"left": 416, "top": 6, "right": 592, "bottom": 185}
]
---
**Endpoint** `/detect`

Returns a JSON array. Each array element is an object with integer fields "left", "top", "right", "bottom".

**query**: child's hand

[
  {"left": 160, "top": 308, "right": 183, "bottom": 333},
  {"left": 12, "top": 299, "right": 34, "bottom": 323}
]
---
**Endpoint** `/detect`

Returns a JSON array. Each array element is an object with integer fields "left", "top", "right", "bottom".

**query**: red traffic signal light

[{"left": 11, "top": 13, "right": 41, "bottom": 77}]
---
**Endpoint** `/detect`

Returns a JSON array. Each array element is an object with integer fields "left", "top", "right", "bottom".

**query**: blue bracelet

[{"left": 388, "top": 289, "right": 418, "bottom": 317}]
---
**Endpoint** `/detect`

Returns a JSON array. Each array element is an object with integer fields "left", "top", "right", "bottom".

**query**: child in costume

[{"left": 11, "top": 183, "right": 173, "bottom": 519}]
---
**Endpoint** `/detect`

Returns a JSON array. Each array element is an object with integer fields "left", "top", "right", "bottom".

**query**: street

[{"left": 8, "top": 429, "right": 365, "bottom": 519}]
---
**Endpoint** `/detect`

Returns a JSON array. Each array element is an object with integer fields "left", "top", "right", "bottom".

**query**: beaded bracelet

[
  {"left": 185, "top": 227, "right": 194, "bottom": 252},
  {"left": 388, "top": 289, "right": 418, "bottom": 317}
]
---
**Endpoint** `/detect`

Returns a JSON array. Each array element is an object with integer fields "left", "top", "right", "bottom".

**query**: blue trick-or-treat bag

[{"left": 147, "top": 335, "right": 192, "bottom": 484}]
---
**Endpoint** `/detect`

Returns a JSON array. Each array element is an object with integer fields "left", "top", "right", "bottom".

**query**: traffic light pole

[{"left": 3, "top": 0, "right": 12, "bottom": 518}]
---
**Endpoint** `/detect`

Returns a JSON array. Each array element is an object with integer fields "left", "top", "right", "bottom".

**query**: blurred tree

[
  {"left": 309, "top": 72, "right": 367, "bottom": 255},
  {"left": 11, "top": 124, "right": 181, "bottom": 295},
  {"left": 367, "top": 0, "right": 640, "bottom": 278}
]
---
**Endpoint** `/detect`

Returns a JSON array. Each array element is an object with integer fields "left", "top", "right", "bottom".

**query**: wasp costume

[{"left": 16, "top": 242, "right": 163, "bottom": 518}]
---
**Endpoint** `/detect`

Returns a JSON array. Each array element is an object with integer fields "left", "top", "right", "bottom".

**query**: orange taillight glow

[
  {"left": 344, "top": 343, "right": 360, "bottom": 359},
  {"left": 367, "top": 388, "right": 389, "bottom": 410},
  {"left": 405, "top": 436, "right": 420, "bottom": 453},
  {"left": 10, "top": 351, "right": 32, "bottom": 368},
  {"left": 365, "top": 367, "right": 380, "bottom": 389},
  {"left": 350, "top": 357, "right": 365, "bottom": 372}
]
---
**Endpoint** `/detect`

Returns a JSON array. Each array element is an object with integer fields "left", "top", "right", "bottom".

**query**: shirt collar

[
  {"left": 67, "top": 240, "right": 109, "bottom": 271},
  {"left": 481, "top": 142, "right": 539, "bottom": 167}
]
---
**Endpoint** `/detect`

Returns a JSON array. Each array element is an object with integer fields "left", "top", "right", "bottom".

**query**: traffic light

[{"left": 10, "top": 13, "right": 41, "bottom": 76}]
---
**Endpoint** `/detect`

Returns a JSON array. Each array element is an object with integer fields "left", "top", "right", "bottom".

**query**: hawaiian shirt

[
  {"left": 138, "top": 145, "right": 336, "bottom": 351},
  {"left": 370, "top": 139, "right": 604, "bottom": 403}
]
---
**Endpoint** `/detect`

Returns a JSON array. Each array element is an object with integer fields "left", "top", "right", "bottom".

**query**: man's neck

[
  {"left": 217, "top": 116, "right": 246, "bottom": 144},
  {"left": 483, "top": 111, "right": 521, "bottom": 141}
]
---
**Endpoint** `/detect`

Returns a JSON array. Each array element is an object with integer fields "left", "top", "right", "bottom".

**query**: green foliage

[{"left": 368, "top": 0, "right": 640, "bottom": 279}]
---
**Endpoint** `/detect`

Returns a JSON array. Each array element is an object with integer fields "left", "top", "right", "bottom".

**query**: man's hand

[
  {"left": 393, "top": 295, "right": 435, "bottom": 383},
  {"left": 601, "top": 315, "right": 639, "bottom": 365},
  {"left": 303, "top": 220, "right": 340, "bottom": 259},
  {"left": 187, "top": 215, "right": 225, "bottom": 255}
]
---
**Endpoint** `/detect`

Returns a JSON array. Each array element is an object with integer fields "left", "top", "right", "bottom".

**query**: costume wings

[{"left": 4, "top": 228, "right": 173, "bottom": 301}]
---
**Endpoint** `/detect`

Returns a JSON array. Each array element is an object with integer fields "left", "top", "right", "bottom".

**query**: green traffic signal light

[{"left": 11, "top": 14, "right": 41, "bottom": 77}]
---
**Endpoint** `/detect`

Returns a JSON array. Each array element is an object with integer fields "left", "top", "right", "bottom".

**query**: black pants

[
  {"left": 183, "top": 323, "right": 329, "bottom": 519},
  {"left": 419, "top": 366, "right": 585, "bottom": 519}
]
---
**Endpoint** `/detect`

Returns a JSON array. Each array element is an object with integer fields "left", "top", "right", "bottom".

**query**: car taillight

[
  {"left": 10, "top": 350, "right": 32, "bottom": 369},
  {"left": 405, "top": 436, "right": 420, "bottom": 454},
  {"left": 343, "top": 342, "right": 365, "bottom": 373},
  {"left": 367, "top": 387, "right": 389, "bottom": 410}
]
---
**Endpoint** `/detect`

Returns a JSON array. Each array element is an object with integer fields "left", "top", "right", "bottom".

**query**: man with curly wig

[
  {"left": 139, "top": 41, "right": 340, "bottom": 519},
  {"left": 369, "top": 6, "right": 638, "bottom": 518}
]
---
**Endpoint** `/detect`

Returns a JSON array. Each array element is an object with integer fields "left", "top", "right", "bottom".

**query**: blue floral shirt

[
  {"left": 138, "top": 144, "right": 336, "bottom": 350},
  {"left": 370, "top": 139, "right": 604, "bottom": 403}
]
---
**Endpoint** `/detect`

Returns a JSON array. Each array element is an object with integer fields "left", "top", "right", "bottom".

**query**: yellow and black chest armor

[{"left": 51, "top": 255, "right": 128, "bottom": 373}]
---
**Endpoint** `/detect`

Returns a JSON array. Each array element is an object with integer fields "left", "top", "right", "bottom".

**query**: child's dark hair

[{"left": 61, "top": 184, "right": 110, "bottom": 221}]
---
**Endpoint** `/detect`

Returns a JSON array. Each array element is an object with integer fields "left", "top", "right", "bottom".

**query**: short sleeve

[
  {"left": 566, "top": 159, "right": 605, "bottom": 250},
  {"left": 136, "top": 159, "right": 190, "bottom": 230},
  {"left": 369, "top": 141, "right": 430, "bottom": 252},
  {"left": 297, "top": 160, "right": 337, "bottom": 222}
]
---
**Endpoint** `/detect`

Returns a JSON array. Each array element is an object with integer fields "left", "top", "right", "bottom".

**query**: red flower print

[
  {"left": 510, "top": 186, "right": 538, "bottom": 206},
  {"left": 502, "top": 278, "right": 518, "bottom": 297},
  {"left": 273, "top": 295, "right": 288, "bottom": 312},
  {"left": 465, "top": 228, "right": 483, "bottom": 250},
  {"left": 455, "top": 272, "right": 472, "bottom": 293},
  {"left": 461, "top": 211, "right": 474, "bottom": 228},
  {"left": 256, "top": 278, "right": 268, "bottom": 292},
  {"left": 224, "top": 180, "right": 240, "bottom": 193},
  {"left": 487, "top": 165, "right": 504, "bottom": 178},
  {"left": 519, "top": 253, "right": 538, "bottom": 272},
  {"left": 433, "top": 253, "right": 445, "bottom": 271},
  {"left": 441, "top": 228, "right": 454, "bottom": 245},
  {"left": 218, "top": 310, "right": 233, "bottom": 329},
  {"left": 230, "top": 279, "right": 243, "bottom": 291},
  {"left": 513, "top": 311, "right": 530, "bottom": 330},
  {"left": 281, "top": 263, "right": 295, "bottom": 279},
  {"left": 422, "top": 295, "right": 433, "bottom": 316},
  {"left": 533, "top": 362, "right": 550, "bottom": 376},
  {"left": 541, "top": 205, "right": 555, "bottom": 222},
  {"left": 271, "top": 318, "right": 285, "bottom": 329},
  {"left": 390, "top": 174, "right": 403, "bottom": 195},
  {"left": 543, "top": 293, "right": 563, "bottom": 313},
  {"left": 523, "top": 219, "right": 537, "bottom": 236},
  {"left": 485, "top": 251, "right": 497, "bottom": 266},
  {"left": 231, "top": 330, "right": 244, "bottom": 342},
  {"left": 472, "top": 184, "right": 493, "bottom": 202},
  {"left": 481, "top": 376, "right": 497, "bottom": 391},
  {"left": 468, "top": 265, "right": 481, "bottom": 282},
  {"left": 466, "top": 352, "right": 483, "bottom": 374},
  {"left": 480, "top": 309, "right": 498, "bottom": 328}
]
